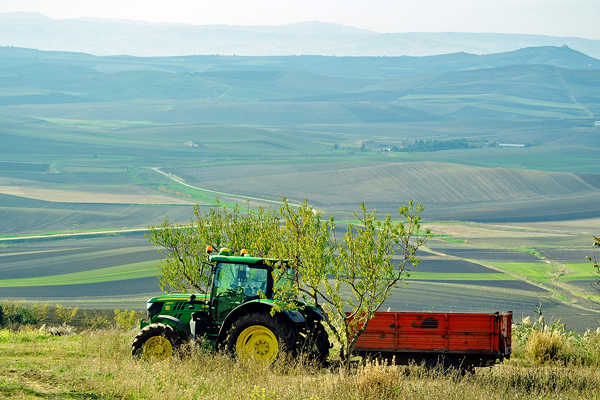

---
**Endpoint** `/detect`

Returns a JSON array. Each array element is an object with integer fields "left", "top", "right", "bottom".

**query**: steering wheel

[{"left": 223, "top": 286, "right": 243, "bottom": 296}]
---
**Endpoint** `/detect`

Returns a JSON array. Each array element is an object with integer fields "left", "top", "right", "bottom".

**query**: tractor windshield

[
  {"left": 214, "top": 263, "right": 268, "bottom": 297},
  {"left": 212, "top": 263, "right": 269, "bottom": 322}
]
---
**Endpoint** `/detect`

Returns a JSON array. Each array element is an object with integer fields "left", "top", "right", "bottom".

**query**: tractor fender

[
  {"left": 215, "top": 301, "right": 305, "bottom": 348},
  {"left": 154, "top": 315, "right": 191, "bottom": 341},
  {"left": 304, "top": 306, "right": 326, "bottom": 322}
]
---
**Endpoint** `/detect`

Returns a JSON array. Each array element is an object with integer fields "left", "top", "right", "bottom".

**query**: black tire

[
  {"left": 426, "top": 355, "right": 458, "bottom": 373},
  {"left": 131, "top": 323, "right": 182, "bottom": 360},
  {"left": 303, "top": 319, "right": 330, "bottom": 364},
  {"left": 224, "top": 312, "right": 297, "bottom": 362}
]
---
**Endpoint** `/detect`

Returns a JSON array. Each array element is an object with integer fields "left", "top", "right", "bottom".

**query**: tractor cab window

[
  {"left": 212, "top": 263, "right": 268, "bottom": 322},
  {"left": 214, "top": 263, "right": 268, "bottom": 297}
]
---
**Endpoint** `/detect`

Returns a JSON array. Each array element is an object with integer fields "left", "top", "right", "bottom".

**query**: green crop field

[
  {"left": 0, "top": 260, "right": 156, "bottom": 287},
  {"left": 1, "top": 216, "right": 598, "bottom": 330}
]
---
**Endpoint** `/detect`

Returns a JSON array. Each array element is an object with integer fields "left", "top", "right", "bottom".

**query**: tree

[
  {"left": 587, "top": 235, "right": 600, "bottom": 293},
  {"left": 148, "top": 197, "right": 432, "bottom": 368},
  {"left": 274, "top": 198, "right": 431, "bottom": 368},
  {"left": 147, "top": 200, "right": 279, "bottom": 294}
]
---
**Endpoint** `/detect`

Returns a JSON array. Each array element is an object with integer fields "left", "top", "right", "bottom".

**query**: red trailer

[{"left": 352, "top": 311, "right": 512, "bottom": 369}]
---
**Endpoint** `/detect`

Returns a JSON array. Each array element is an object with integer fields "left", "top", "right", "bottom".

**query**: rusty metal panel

[
  {"left": 354, "top": 311, "right": 507, "bottom": 353},
  {"left": 395, "top": 313, "right": 446, "bottom": 351},
  {"left": 353, "top": 312, "right": 397, "bottom": 350}
]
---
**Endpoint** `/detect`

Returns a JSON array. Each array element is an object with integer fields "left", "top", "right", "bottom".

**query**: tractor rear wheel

[
  {"left": 224, "top": 312, "right": 297, "bottom": 363},
  {"left": 131, "top": 323, "right": 182, "bottom": 360},
  {"left": 304, "top": 320, "right": 330, "bottom": 364}
]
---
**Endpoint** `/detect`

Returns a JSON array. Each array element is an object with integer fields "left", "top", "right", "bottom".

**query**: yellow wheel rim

[
  {"left": 143, "top": 336, "right": 173, "bottom": 360},
  {"left": 236, "top": 325, "right": 278, "bottom": 362}
]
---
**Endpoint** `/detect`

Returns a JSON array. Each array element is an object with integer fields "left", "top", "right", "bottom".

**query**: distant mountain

[
  {"left": 0, "top": 44, "right": 598, "bottom": 124},
  {"left": 1, "top": 44, "right": 598, "bottom": 78},
  {"left": 1, "top": 12, "right": 600, "bottom": 59}
]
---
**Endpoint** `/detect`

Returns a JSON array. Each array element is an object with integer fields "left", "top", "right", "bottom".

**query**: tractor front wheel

[
  {"left": 131, "top": 323, "right": 182, "bottom": 360},
  {"left": 224, "top": 312, "right": 297, "bottom": 363}
]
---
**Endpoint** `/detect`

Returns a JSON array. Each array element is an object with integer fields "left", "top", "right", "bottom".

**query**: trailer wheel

[
  {"left": 131, "top": 323, "right": 182, "bottom": 360},
  {"left": 224, "top": 312, "right": 297, "bottom": 363},
  {"left": 426, "top": 355, "right": 458, "bottom": 373}
]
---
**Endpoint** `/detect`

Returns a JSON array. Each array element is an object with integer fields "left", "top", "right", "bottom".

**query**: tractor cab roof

[
  {"left": 209, "top": 254, "right": 265, "bottom": 264},
  {"left": 207, "top": 247, "right": 284, "bottom": 266}
]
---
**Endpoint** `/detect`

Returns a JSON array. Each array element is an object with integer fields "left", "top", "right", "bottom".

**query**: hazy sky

[{"left": 1, "top": 0, "right": 599, "bottom": 40}]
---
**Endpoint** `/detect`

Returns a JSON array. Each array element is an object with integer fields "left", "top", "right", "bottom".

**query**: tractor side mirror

[{"left": 187, "top": 294, "right": 197, "bottom": 309}]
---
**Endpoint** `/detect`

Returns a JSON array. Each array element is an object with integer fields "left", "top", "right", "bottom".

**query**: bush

[
  {"left": 513, "top": 317, "right": 600, "bottom": 366},
  {"left": 26, "top": 302, "right": 50, "bottom": 325},
  {"left": 83, "top": 314, "right": 111, "bottom": 330},
  {"left": 0, "top": 299, "right": 27, "bottom": 325},
  {"left": 0, "top": 300, "right": 50, "bottom": 326},
  {"left": 114, "top": 309, "right": 140, "bottom": 330},
  {"left": 54, "top": 305, "right": 78, "bottom": 325},
  {"left": 526, "top": 330, "right": 566, "bottom": 363}
]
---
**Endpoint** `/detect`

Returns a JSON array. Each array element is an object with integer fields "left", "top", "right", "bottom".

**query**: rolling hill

[
  {"left": 0, "top": 45, "right": 598, "bottom": 232},
  {"left": 166, "top": 161, "right": 600, "bottom": 221},
  {"left": 0, "top": 45, "right": 598, "bottom": 125}
]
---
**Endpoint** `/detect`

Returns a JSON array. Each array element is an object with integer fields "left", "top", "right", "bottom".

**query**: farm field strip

[
  {"left": 406, "top": 279, "right": 548, "bottom": 293},
  {"left": 0, "top": 247, "right": 80, "bottom": 258},
  {"left": 396, "top": 93, "right": 582, "bottom": 109},
  {"left": 466, "top": 102, "right": 582, "bottom": 119},
  {"left": 178, "top": 161, "right": 600, "bottom": 211},
  {"left": 0, "top": 228, "right": 151, "bottom": 241},
  {"left": 556, "top": 263, "right": 599, "bottom": 281},
  {"left": 405, "top": 272, "right": 517, "bottom": 281},
  {"left": 0, "top": 244, "right": 154, "bottom": 264},
  {"left": 0, "top": 247, "right": 161, "bottom": 280},
  {"left": 148, "top": 167, "right": 305, "bottom": 208},
  {"left": 409, "top": 258, "right": 503, "bottom": 274},
  {"left": 0, "top": 183, "right": 194, "bottom": 205},
  {"left": 0, "top": 260, "right": 157, "bottom": 287},
  {"left": 477, "top": 261, "right": 578, "bottom": 284},
  {"left": 0, "top": 276, "right": 162, "bottom": 299}
]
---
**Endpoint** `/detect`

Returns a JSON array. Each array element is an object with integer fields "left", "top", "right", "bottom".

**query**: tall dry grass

[
  {"left": 2, "top": 327, "right": 600, "bottom": 400},
  {"left": 512, "top": 315, "right": 600, "bottom": 366}
]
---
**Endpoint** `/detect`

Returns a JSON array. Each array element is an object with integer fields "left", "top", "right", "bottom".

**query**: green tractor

[{"left": 132, "top": 247, "right": 331, "bottom": 363}]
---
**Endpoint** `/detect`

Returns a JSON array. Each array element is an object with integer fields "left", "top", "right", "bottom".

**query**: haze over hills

[{"left": 1, "top": 12, "right": 600, "bottom": 59}]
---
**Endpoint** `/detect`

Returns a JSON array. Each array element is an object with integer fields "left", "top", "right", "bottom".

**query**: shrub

[
  {"left": 54, "top": 305, "right": 78, "bottom": 325},
  {"left": 0, "top": 299, "right": 27, "bottom": 325},
  {"left": 526, "top": 330, "right": 566, "bottom": 363},
  {"left": 0, "top": 300, "right": 49, "bottom": 326},
  {"left": 25, "top": 302, "right": 50, "bottom": 325},
  {"left": 513, "top": 317, "right": 600, "bottom": 366},
  {"left": 114, "top": 309, "right": 140, "bottom": 330}
]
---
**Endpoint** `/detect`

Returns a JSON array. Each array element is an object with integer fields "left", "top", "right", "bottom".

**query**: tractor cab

[{"left": 207, "top": 248, "right": 275, "bottom": 325}]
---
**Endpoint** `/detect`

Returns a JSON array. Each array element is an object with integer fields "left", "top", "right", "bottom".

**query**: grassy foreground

[{"left": 1, "top": 325, "right": 600, "bottom": 400}]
